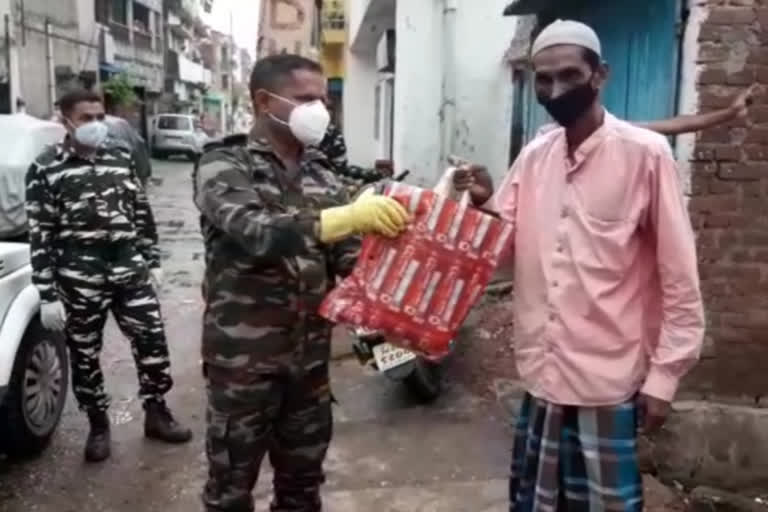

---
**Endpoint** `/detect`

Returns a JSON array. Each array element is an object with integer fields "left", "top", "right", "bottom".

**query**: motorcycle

[
  {"left": 351, "top": 327, "right": 451, "bottom": 402},
  {"left": 346, "top": 167, "right": 453, "bottom": 403}
]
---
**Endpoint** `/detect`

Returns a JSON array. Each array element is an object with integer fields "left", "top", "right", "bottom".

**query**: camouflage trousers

[
  {"left": 202, "top": 361, "right": 332, "bottom": 512},
  {"left": 57, "top": 252, "right": 173, "bottom": 412}
]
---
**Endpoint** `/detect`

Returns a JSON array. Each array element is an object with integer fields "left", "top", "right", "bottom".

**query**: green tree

[{"left": 102, "top": 74, "right": 137, "bottom": 108}]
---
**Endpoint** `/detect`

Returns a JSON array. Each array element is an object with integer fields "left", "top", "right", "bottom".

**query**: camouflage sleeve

[
  {"left": 24, "top": 163, "right": 59, "bottom": 304},
  {"left": 130, "top": 130, "right": 152, "bottom": 184},
  {"left": 130, "top": 157, "right": 161, "bottom": 268},
  {"left": 195, "top": 149, "right": 319, "bottom": 257}
]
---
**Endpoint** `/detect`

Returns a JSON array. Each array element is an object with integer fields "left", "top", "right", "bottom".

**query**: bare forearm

[{"left": 636, "top": 108, "right": 736, "bottom": 136}]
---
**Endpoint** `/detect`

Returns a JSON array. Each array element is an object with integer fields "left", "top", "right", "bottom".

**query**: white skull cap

[{"left": 531, "top": 19, "right": 602, "bottom": 58}]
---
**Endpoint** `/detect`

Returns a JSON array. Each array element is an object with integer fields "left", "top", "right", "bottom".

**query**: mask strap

[
  {"left": 267, "top": 112, "right": 289, "bottom": 127},
  {"left": 264, "top": 90, "right": 297, "bottom": 107}
]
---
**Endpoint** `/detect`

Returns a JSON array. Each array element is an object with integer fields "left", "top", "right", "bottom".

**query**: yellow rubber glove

[{"left": 320, "top": 188, "right": 411, "bottom": 243}]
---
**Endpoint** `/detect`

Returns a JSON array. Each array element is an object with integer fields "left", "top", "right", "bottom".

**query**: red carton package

[{"left": 319, "top": 182, "right": 514, "bottom": 357}]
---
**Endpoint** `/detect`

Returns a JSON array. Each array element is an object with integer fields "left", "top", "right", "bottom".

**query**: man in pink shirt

[{"left": 472, "top": 19, "right": 705, "bottom": 511}]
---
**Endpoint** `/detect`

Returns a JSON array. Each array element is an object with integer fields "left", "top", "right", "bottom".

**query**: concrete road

[{"left": 0, "top": 158, "right": 511, "bottom": 512}]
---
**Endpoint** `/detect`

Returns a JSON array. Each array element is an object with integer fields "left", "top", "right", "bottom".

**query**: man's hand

[
  {"left": 730, "top": 84, "right": 761, "bottom": 123},
  {"left": 40, "top": 301, "right": 67, "bottom": 332},
  {"left": 452, "top": 166, "right": 476, "bottom": 192},
  {"left": 451, "top": 162, "right": 493, "bottom": 206},
  {"left": 319, "top": 188, "right": 411, "bottom": 242},
  {"left": 637, "top": 393, "right": 671, "bottom": 435},
  {"left": 374, "top": 159, "right": 395, "bottom": 178}
]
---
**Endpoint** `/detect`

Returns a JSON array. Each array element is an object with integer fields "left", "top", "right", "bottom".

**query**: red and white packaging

[{"left": 319, "top": 182, "right": 514, "bottom": 357}]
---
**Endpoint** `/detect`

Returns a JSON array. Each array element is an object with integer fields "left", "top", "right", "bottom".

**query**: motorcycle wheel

[{"left": 403, "top": 358, "right": 442, "bottom": 402}]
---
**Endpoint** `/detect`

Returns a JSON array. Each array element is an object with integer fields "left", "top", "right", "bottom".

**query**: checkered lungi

[{"left": 509, "top": 393, "right": 643, "bottom": 512}]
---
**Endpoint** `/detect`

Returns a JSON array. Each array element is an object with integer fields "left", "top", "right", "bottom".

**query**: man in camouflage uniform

[
  {"left": 25, "top": 89, "right": 191, "bottom": 463},
  {"left": 195, "top": 54, "right": 409, "bottom": 512},
  {"left": 317, "top": 122, "right": 391, "bottom": 195}
]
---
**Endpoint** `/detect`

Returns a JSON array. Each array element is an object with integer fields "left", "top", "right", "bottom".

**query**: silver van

[{"left": 150, "top": 114, "right": 208, "bottom": 161}]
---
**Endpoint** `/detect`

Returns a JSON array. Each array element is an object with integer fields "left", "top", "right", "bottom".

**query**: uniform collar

[{"left": 60, "top": 134, "right": 109, "bottom": 162}]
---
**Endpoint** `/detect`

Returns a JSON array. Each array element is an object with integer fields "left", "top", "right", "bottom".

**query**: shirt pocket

[
  {"left": 571, "top": 212, "right": 638, "bottom": 276},
  {"left": 58, "top": 180, "right": 101, "bottom": 227}
]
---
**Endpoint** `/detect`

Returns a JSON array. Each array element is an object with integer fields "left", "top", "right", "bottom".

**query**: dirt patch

[{"left": 448, "top": 290, "right": 517, "bottom": 399}]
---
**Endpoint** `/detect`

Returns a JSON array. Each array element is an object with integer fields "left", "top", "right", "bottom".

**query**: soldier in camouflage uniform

[
  {"left": 316, "top": 122, "right": 390, "bottom": 195},
  {"left": 25, "top": 89, "right": 192, "bottom": 463},
  {"left": 195, "top": 54, "right": 410, "bottom": 512}
]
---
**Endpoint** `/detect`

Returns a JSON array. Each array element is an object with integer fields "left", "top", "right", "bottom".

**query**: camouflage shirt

[
  {"left": 25, "top": 142, "right": 160, "bottom": 303},
  {"left": 193, "top": 133, "right": 360, "bottom": 372}
]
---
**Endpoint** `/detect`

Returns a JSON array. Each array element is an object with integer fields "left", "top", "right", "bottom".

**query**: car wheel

[{"left": 0, "top": 317, "right": 69, "bottom": 458}]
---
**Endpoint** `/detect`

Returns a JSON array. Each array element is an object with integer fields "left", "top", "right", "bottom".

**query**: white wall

[
  {"left": 343, "top": 0, "right": 386, "bottom": 167},
  {"left": 453, "top": 0, "right": 517, "bottom": 182},
  {"left": 393, "top": 0, "right": 516, "bottom": 186},
  {"left": 343, "top": 50, "right": 378, "bottom": 166},
  {"left": 346, "top": 0, "right": 516, "bottom": 183},
  {"left": 392, "top": 0, "right": 443, "bottom": 187}
]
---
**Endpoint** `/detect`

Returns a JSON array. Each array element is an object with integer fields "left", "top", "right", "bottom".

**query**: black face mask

[{"left": 537, "top": 80, "right": 598, "bottom": 127}]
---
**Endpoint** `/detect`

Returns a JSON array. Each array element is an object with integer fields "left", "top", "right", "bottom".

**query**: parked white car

[
  {"left": 0, "top": 114, "right": 69, "bottom": 457},
  {"left": 150, "top": 114, "right": 208, "bottom": 161}
]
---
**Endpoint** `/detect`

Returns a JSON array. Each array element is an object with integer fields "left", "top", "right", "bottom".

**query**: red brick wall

[{"left": 683, "top": 0, "right": 768, "bottom": 401}]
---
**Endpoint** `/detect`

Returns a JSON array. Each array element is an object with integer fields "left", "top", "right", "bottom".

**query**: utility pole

[{"left": 228, "top": 8, "right": 234, "bottom": 133}]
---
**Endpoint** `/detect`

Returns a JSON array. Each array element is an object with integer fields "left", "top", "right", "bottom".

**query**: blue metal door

[{"left": 522, "top": 0, "right": 682, "bottom": 143}]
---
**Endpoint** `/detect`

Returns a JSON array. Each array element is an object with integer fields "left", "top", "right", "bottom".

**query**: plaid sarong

[{"left": 509, "top": 393, "right": 643, "bottom": 512}]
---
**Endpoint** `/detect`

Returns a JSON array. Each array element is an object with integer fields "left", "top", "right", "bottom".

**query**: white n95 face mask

[
  {"left": 267, "top": 93, "right": 330, "bottom": 146},
  {"left": 72, "top": 120, "right": 109, "bottom": 148}
]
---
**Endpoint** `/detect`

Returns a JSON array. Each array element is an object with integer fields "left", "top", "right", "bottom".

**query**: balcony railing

[
  {"left": 110, "top": 21, "right": 130, "bottom": 42},
  {"left": 134, "top": 30, "right": 152, "bottom": 50}
]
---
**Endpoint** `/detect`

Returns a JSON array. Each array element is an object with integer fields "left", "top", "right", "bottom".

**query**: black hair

[
  {"left": 249, "top": 54, "right": 323, "bottom": 96},
  {"left": 57, "top": 89, "right": 103, "bottom": 116},
  {"left": 582, "top": 48, "right": 601, "bottom": 71}
]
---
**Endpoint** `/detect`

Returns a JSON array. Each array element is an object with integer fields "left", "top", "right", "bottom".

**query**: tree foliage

[{"left": 102, "top": 74, "right": 137, "bottom": 107}]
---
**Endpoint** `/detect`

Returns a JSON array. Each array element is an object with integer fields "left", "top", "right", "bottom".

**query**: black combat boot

[
  {"left": 144, "top": 400, "right": 192, "bottom": 443},
  {"left": 85, "top": 409, "right": 111, "bottom": 462}
]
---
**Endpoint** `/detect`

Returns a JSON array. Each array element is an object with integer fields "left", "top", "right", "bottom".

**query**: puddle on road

[{"left": 110, "top": 397, "right": 136, "bottom": 426}]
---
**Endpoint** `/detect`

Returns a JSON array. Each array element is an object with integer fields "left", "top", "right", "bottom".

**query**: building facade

[
  {"left": 345, "top": 0, "right": 515, "bottom": 186},
  {"left": 200, "top": 29, "right": 235, "bottom": 134},
  {"left": 162, "top": 0, "right": 213, "bottom": 115},
  {"left": 256, "top": 0, "right": 322, "bottom": 60},
  {"left": 96, "top": 0, "right": 165, "bottom": 137},
  {"left": 0, "top": 0, "right": 101, "bottom": 117},
  {"left": 320, "top": 0, "right": 344, "bottom": 125}
]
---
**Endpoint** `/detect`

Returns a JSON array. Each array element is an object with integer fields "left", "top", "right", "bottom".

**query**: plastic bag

[{"left": 319, "top": 181, "right": 513, "bottom": 357}]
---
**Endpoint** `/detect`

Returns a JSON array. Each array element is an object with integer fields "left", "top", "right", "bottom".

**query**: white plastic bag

[{"left": 433, "top": 166, "right": 470, "bottom": 206}]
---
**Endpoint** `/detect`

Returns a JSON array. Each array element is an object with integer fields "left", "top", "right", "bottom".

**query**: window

[
  {"left": 95, "top": 0, "right": 109, "bottom": 24},
  {"left": 294, "top": 41, "right": 302, "bottom": 55},
  {"left": 111, "top": 0, "right": 127, "bottom": 25},
  {"left": 157, "top": 116, "right": 192, "bottom": 131},
  {"left": 222, "top": 74, "right": 229, "bottom": 90},
  {"left": 132, "top": 2, "right": 150, "bottom": 33}
]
